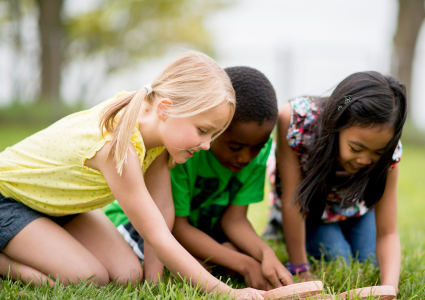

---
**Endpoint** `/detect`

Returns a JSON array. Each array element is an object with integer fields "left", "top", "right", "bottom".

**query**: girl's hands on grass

[
  {"left": 261, "top": 254, "right": 294, "bottom": 289},
  {"left": 232, "top": 288, "right": 265, "bottom": 299},
  {"left": 296, "top": 270, "right": 315, "bottom": 282}
]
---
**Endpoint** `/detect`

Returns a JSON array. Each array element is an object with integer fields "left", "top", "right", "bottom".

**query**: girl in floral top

[{"left": 268, "top": 71, "right": 407, "bottom": 293}]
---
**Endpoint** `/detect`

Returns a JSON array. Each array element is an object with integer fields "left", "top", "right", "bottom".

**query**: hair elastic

[{"left": 143, "top": 84, "right": 153, "bottom": 95}]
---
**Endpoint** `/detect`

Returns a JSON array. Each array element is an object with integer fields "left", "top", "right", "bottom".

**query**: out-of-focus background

[
  {"left": 0, "top": 0, "right": 424, "bottom": 248},
  {"left": 1, "top": 0, "right": 425, "bottom": 123}
]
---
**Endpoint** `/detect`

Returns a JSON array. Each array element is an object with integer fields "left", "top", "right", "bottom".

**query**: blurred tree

[
  {"left": 10, "top": 0, "right": 23, "bottom": 100},
  {"left": 392, "top": 0, "right": 425, "bottom": 113},
  {"left": 5, "top": 0, "right": 231, "bottom": 103},
  {"left": 0, "top": 0, "right": 39, "bottom": 103},
  {"left": 37, "top": 0, "right": 64, "bottom": 103}
]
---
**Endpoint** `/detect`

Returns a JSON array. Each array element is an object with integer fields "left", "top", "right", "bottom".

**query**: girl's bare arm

[
  {"left": 276, "top": 103, "right": 309, "bottom": 266},
  {"left": 86, "top": 144, "right": 263, "bottom": 299},
  {"left": 142, "top": 150, "right": 174, "bottom": 282},
  {"left": 374, "top": 164, "right": 401, "bottom": 293},
  {"left": 173, "top": 216, "right": 269, "bottom": 289}
]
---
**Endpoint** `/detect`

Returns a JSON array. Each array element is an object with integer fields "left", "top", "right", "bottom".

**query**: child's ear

[{"left": 156, "top": 98, "right": 174, "bottom": 121}]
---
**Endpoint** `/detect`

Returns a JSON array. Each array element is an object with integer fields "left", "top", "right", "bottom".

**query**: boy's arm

[
  {"left": 221, "top": 204, "right": 294, "bottom": 288},
  {"left": 143, "top": 150, "right": 174, "bottom": 282},
  {"left": 374, "top": 164, "right": 400, "bottom": 293},
  {"left": 173, "top": 216, "right": 269, "bottom": 290},
  {"left": 91, "top": 144, "right": 265, "bottom": 299}
]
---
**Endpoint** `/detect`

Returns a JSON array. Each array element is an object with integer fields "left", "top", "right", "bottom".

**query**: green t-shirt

[
  {"left": 104, "top": 137, "right": 272, "bottom": 230},
  {"left": 172, "top": 137, "right": 272, "bottom": 235}
]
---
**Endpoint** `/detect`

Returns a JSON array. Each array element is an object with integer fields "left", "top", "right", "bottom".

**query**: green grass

[{"left": 1, "top": 125, "right": 425, "bottom": 299}]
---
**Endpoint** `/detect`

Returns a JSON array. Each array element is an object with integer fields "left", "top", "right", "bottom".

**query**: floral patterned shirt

[{"left": 268, "top": 97, "right": 402, "bottom": 223}]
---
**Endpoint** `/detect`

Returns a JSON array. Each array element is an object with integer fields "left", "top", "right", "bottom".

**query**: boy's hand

[
  {"left": 261, "top": 254, "right": 294, "bottom": 288},
  {"left": 232, "top": 288, "right": 265, "bottom": 300},
  {"left": 241, "top": 257, "right": 270, "bottom": 290}
]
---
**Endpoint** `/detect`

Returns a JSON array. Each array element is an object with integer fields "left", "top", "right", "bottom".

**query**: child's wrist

[
  {"left": 239, "top": 256, "right": 256, "bottom": 275},
  {"left": 285, "top": 262, "right": 310, "bottom": 275},
  {"left": 261, "top": 246, "right": 277, "bottom": 258}
]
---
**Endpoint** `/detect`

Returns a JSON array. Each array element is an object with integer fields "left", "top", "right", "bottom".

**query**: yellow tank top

[{"left": 0, "top": 91, "right": 165, "bottom": 216}]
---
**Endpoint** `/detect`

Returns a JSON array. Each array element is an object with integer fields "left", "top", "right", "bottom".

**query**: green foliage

[
  {"left": 0, "top": 101, "right": 84, "bottom": 127},
  {"left": 64, "top": 0, "right": 232, "bottom": 73},
  {"left": 1, "top": 0, "right": 234, "bottom": 103}
]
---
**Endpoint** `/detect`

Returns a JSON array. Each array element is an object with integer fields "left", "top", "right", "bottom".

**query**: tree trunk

[
  {"left": 10, "top": 0, "right": 22, "bottom": 101},
  {"left": 37, "top": 0, "right": 64, "bottom": 103},
  {"left": 392, "top": 0, "right": 425, "bottom": 114}
]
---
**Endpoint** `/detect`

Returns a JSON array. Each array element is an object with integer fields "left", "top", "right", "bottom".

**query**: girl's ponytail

[{"left": 100, "top": 88, "right": 149, "bottom": 176}]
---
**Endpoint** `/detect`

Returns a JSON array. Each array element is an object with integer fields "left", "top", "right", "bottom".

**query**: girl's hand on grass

[
  {"left": 296, "top": 270, "right": 315, "bottom": 282},
  {"left": 261, "top": 254, "right": 294, "bottom": 289},
  {"left": 232, "top": 288, "right": 265, "bottom": 300}
]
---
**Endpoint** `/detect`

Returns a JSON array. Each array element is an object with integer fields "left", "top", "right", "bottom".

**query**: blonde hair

[{"left": 100, "top": 50, "right": 236, "bottom": 175}]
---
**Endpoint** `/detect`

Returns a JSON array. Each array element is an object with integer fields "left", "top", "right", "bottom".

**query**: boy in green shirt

[{"left": 105, "top": 66, "right": 293, "bottom": 290}]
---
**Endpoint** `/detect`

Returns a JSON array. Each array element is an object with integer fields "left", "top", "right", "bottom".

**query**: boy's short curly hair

[{"left": 224, "top": 66, "right": 278, "bottom": 125}]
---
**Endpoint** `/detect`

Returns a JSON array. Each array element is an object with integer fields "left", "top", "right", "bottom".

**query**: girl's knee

[
  {"left": 109, "top": 263, "right": 143, "bottom": 285},
  {"left": 70, "top": 263, "right": 109, "bottom": 286}
]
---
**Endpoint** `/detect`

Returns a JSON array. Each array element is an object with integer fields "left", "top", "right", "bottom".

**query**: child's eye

[
  {"left": 350, "top": 147, "right": 360, "bottom": 153},
  {"left": 229, "top": 146, "right": 242, "bottom": 151},
  {"left": 198, "top": 128, "right": 207, "bottom": 134}
]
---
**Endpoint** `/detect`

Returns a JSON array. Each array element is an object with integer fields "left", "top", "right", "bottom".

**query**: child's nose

[
  {"left": 356, "top": 156, "right": 372, "bottom": 166},
  {"left": 237, "top": 149, "right": 251, "bottom": 164},
  {"left": 200, "top": 142, "right": 210, "bottom": 151}
]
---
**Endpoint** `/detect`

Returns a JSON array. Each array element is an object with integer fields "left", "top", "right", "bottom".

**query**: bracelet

[{"left": 285, "top": 262, "right": 310, "bottom": 275}]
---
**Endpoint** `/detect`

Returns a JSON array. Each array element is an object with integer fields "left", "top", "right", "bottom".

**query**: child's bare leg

[
  {"left": 0, "top": 253, "right": 54, "bottom": 287},
  {"left": 2, "top": 217, "right": 109, "bottom": 285},
  {"left": 63, "top": 209, "right": 143, "bottom": 284}
]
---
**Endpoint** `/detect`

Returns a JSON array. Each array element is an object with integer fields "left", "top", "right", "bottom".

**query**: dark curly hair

[
  {"left": 296, "top": 71, "right": 408, "bottom": 221},
  {"left": 224, "top": 66, "right": 278, "bottom": 125}
]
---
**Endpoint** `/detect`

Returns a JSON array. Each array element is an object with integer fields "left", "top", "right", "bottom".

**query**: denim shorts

[
  {"left": 305, "top": 210, "right": 377, "bottom": 263},
  {"left": 0, "top": 193, "right": 77, "bottom": 250}
]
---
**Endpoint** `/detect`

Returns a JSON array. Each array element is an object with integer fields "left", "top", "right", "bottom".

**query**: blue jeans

[{"left": 306, "top": 210, "right": 376, "bottom": 263}]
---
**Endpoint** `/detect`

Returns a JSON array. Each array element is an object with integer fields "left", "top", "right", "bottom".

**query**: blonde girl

[{"left": 0, "top": 51, "right": 264, "bottom": 299}]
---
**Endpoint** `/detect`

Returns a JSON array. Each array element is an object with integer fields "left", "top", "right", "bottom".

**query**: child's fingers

[
  {"left": 244, "top": 275, "right": 252, "bottom": 288},
  {"left": 253, "top": 291, "right": 265, "bottom": 300},
  {"left": 235, "top": 288, "right": 264, "bottom": 300},
  {"left": 264, "top": 267, "right": 291, "bottom": 288},
  {"left": 298, "top": 270, "right": 315, "bottom": 282},
  {"left": 260, "top": 271, "right": 277, "bottom": 289},
  {"left": 276, "top": 265, "right": 294, "bottom": 286},
  {"left": 268, "top": 273, "right": 283, "bottom": 288},
  {"left": 249, "top": 289, "right": 265, "bottom": 300},
  {"left": 265, "top": 281, "right": 274, "bottom": 291}
]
